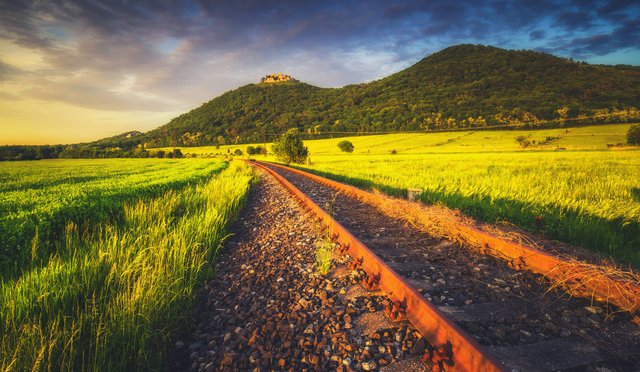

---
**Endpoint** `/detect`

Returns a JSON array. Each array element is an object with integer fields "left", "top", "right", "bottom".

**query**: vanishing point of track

[{"left": 250, "top": 160, "right": 640, "bottom": 372}]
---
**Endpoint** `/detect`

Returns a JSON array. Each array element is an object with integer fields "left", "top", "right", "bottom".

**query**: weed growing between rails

[
  {"left": 0, "top": 162, "right": 254, "bottom": 371},
  {"left": 314, "top": 192, "right": 340, "bottom": 275},
  {"left": 315, "top": 225, "right": 334, "bottom": 276}
]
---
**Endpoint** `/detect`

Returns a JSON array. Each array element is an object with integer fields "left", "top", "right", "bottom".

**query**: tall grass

[
  {"left": 0, "top": 161, "right": 254, "bottom": 371},
  {"left": 0, "top": 159, "right": 225, "bottom": 279}
]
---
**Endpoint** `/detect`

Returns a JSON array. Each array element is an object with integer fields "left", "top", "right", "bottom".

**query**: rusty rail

[
  {"left": 260, "top": 161, "right": 640, "bottom": 314},
  {"left": 249, "top": 160, "right": 506, "bottom": 372}
]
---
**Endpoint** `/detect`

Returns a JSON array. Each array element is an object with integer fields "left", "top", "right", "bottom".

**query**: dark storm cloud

[{"left": 0, "top": 0, "right": 639, "bottom": 112}]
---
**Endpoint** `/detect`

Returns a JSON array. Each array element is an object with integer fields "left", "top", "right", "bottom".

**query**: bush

[
  {"left": 337, "top": 140, "right": 354, "bottom": 153},
  {"left": 233, "top": 149, "right": 243, "bottom": 156},
  {"left": 272, "top": 128, "right": 308, "bottom": 164},
  {"left": 628, "top": 125, "right": 640, "bottom": 145},
  {"left": 515, "top": 135, "right": 531, "bottom": 148},
  {"left": 246, "top": 146, "right": 266, "bottom": 155}
]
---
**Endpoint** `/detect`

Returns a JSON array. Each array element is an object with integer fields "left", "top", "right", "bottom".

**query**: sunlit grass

[
  {"left": 0, "top": 158, "right": 225, "bottom": 279},
  {"left": 0, "top": 161, "right": 254, "bottom": 371}
]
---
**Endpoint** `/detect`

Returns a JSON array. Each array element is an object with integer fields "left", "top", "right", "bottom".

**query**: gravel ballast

[{"left": 171, "top": 173, "right": 428, "bottom": 371}]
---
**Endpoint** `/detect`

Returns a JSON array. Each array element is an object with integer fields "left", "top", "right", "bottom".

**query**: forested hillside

[{"left": 142, "top": 44, "right": 640, "bottom": 147}]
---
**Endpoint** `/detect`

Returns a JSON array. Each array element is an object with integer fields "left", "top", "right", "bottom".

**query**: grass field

[
  {"left": 159, "top": 124, "right": 635, "bottom": 156},
  {"left": 0, "top": 159, "right": 254, "bottom": 370},
  {"left": 0, "top": 158, "right": 226, "bottom": 279},
  {"left": 161, "top": 124, "right": 640, "bottom": 265}
]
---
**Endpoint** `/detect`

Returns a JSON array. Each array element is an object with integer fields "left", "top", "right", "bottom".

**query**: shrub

[
  {"left": 627, "top": 125, "right": 640, "bottom": 145},
  {"left": 515, "top": 135, "right": 531, "bottom": 148},
  {"left": 233, "top": 149, "right": 243, "bottom": 156},
  {"left": 337, "top": 140, "right": 354, "bottom": 153},
  {"left": 246, "top": 146, "right": 266, "bottom": 155},
  {"left": 272, "top": 128, "right": 308, "bottom": 164}
]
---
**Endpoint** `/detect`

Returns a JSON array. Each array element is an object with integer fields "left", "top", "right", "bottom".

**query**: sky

[{"left": 1, "top": 0, "right": 639, "bottom": 145}]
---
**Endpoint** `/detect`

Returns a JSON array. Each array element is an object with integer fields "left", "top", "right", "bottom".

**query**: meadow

[
  {"left": 0, "top": 159, "right": 254, "bottom": 370},
  {"left": 0, "top": 159, "right": 225, "bottom": 279},
  {"left": 166, "top": 124, "right": 640, "bottom": 265}
]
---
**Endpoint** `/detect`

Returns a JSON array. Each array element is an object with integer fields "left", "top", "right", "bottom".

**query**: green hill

[{"left": 131, "top": 44, "right": 640, "bottom": 147}]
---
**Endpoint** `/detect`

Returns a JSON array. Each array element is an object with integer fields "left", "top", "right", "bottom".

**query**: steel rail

[
  {"left": 249, "top": 160, "right": 507, "bottom": 372},
  {"left": 259, "top": 161, "right": 640, "bottom": 314}
]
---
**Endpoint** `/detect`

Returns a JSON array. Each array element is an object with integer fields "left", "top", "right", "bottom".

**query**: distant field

[
  {"left": 158, "top": 124, "right": 640, "bottom": 264},
  {"left": 0, "top": 159, "right": 254, "bottom": 369},
  {"left": 157, "top": 123, "right": 635, "bottom": 156}
]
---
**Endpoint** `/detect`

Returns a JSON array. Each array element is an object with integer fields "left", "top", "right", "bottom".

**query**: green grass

[
  {"left": 0, "top": 161, "right": 254, "bottom": 371},
  {"left": 0, "top": 159, "right": 226, "bottom": 279}
]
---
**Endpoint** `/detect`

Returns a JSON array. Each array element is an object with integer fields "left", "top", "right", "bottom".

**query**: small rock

[
  {"left": 298, "top": 298, "right": 309, "bottom": 308},
  {"left": 410, "top": 337, "right": 426, "bottom": 355},
  {"left": 304, "top": 325, "right": 315, "bottom": 334},
  {"left": 175, "top": 340, "right": 184, "bottom": 349},
  {"left": 464, "top": 299, "right": 473, "bottom": 305},
  {"left": 362, "top": 360, "right": 377, "bottom": 370},
  {"left": 204, "top": 362, "right": 215, "bottom": 372},
  {"left": 560, "top": 330, "right": 571, "bottom": 337},
  {"left": 584, "top": 306, "right": 602, "bottom": 314}
]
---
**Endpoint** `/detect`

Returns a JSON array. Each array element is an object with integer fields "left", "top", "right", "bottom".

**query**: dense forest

[
  {"left": 2, "top": 44, "right": 639, "bottom": 159},
  {"left": 141, "top": 44, "right": 640, "bottom": 147}
]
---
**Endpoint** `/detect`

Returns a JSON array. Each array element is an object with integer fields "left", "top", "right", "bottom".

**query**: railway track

[{"left": 251, "top": 160, "right": 640, "bottom": 372}]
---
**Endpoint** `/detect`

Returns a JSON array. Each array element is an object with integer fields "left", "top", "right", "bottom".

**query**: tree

[
  {"left": 337, "top": 140, "right": 354, "bottom": 153},
  {"left": 172, "top": 148, "right": 184, "bottom": 158},
  {"left": 272, "top": 128, "right": 308, "bottom": 164},
  {"left": 628, "top": 125, "right": 640, "bottom": 145}
]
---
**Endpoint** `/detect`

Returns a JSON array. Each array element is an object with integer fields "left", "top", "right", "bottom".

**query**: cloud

[
  {"left": 0, "top": 0, "right": 639, "bottom": 120},
  {"left": 530, "top": 30, "right": 546, "bottom": 40},
  {"left": 566, "top": 18, "right": 640, "bottom": 57},
  {"left": 0, "top": 60, "right": 21, "bottom": 81}
]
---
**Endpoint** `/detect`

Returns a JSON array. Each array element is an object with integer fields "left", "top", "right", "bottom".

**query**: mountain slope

[{"left": 140, "top": 44, "right": 640, "bottom": 147}]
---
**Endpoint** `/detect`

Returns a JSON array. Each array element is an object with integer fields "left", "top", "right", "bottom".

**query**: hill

[{"left": 139, "top": 44, "right": 640, "bottom": 147}]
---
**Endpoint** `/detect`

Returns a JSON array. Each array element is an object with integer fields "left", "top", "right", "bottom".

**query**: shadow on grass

[{"left": 292, "top": 165, "right": 640, "bottom": 267}]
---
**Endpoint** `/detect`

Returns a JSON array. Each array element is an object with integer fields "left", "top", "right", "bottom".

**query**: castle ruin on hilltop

[{"left": 260, "top": 73, "right": 298, "bottom": 83}]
